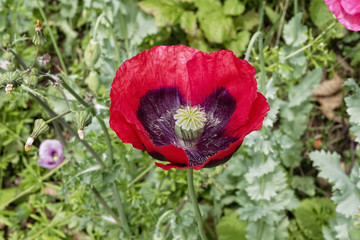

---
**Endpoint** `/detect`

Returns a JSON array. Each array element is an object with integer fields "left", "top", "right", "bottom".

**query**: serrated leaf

[
  {"left": 289, "top": 68, "right": 322, "bottom": 107},
  {"left": 246, "top": 169, "right": 287, "bottom": 201},
  {"left": 283, "top": 13, "right": 308, "bottom": 46},
  {"left": 216, "top": 211, "right": 247, "bottom": 240},
  {"left": 294, "top": 198, "right": 336, "bottom": 240},
  {"left": 291, "top": 176, "right": 316, "bottom": 196},
  {"left": 246, "top": 221, "right": 275, "bottom": 240},
  {"left": 345, "top": 79, "right": 360, "bottom": 126},
  {"left": 309, "top": 150, "right": 360, "bottom": 217}
]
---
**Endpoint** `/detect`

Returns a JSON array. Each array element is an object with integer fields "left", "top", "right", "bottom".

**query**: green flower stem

[
  {"left": 36, "top": 0, "right": 68, "bottom": 75},
  {"left": 187, "top": 169, "right": 207, "bottom": 240},
  {"left": 258, "top": 33, "right": 266, "bottom": 94},
  {"left": 31, "top": 46, "right": 39, "bottom": 68},
  {"left": 257, "top": 0, "right": 265, "bottom": 32},
  {"left": 28, "top": 208, "right": 82, "bottom": 240},
  {"left": 46, "top": 110, "right": 72, "bottom": 124},
  {"left": 244, "top": 31, "right": 266, "bottom": 94},
  {"left": 29, "top": 93, "right": 106, "bottom": 168},
  {"left": 93, "top": 13, "right": 105, "bottom": 40},
  {"left": 245, "top": 31, "right": 262, "bottom": 62},
  {"left": 126, "top": 164, "right": 155, "bottom": 188},
  {"left": 90, "top": 186, "right": 123, "bottom": 227},
  {"left": 111, "top": 183, "right": 131, "bottom": 235},
  {"left": 0, "top": 159, "right": 70, "bottom": 209}
]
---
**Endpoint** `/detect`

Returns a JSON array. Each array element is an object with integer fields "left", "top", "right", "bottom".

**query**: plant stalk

[{"left": 187, "top": 169, "right": 207, "bottom": 240}]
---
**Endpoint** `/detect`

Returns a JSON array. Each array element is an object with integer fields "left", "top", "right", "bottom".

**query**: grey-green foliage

[
  {"left": 309, "top": 150, "right": 360, "bottom": 239},
  {"left": 345, "top": 79, "right": 360, "bottom": 143},
  {"left": 213, "top": 77, "right": 301, "bottom": 240}
]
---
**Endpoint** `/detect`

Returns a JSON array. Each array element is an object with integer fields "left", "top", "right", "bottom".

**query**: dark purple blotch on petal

[
  {"left": 137, "top": 87, "right": 185, "bottom": 146},
  {"left": 137, "top": 87, "right": 238, "bottom": 167}
]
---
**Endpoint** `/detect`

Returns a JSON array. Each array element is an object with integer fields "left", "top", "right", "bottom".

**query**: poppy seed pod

[
  {"left": 84, "top": 39, "right": 101, "bottom": 68},
  {"left": 109, "top": 45, "right": 269, "bottom": 170}
]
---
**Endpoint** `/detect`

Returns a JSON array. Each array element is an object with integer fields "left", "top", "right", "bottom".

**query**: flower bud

[
  {"left": 28, "top": 68, "right": 39, "bottom": 88},
  {"left": 25, "top": 119, "right": 49, "bottom": 151},
  {"left": 2, "top": 34, "right": 11, "bottom": 48},
  {"left": 85, "top": 70, "right": 100, "bottom": 92},
  {"left": 84, "top": 39, "right": 101, "bottom": 68},
  {"left": 2, "top": 52, "right": 14, "bottom": 61},
  {"left": 2, "top": 71, "right": 22, "bottom": 94},
  {"left": 32, "top": 20, "right": 46, "bottom": 47},
  {"left": 74, "top": 111, "right": 92, "bottom": 140}
]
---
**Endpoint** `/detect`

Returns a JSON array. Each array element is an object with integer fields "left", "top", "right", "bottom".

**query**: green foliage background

[{"left": 0, "top": 0, "right": 360, "bottom": 239}]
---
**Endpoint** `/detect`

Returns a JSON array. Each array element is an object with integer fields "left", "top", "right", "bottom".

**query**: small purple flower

[{"left": 38, "top": 139, "right": 64, "bottom": 169}]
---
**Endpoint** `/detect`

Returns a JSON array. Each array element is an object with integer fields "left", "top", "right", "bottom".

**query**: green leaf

[
  {"left": 265, "top": 6, "right": 279, "bottom": 24},
  {"left": 234, "top": 10, "right": 259, "bottom": 31},
  {"left": 283, "top": 13, "right": 308, "bottom": 46},
  {"left": 139, "top": 0, "right": 184, "bottom": 27},
  {"left": 223, "top": 0, "right": 244, "bottom": 16},
  {"left": 289, "top": 68, "right": 322, "bottom": 107},
  {"left": 180, "top": 11, "right": 197, "bottom": 36},
  {"left": 291, "top": 176, "right": 316, "bottom": 196},
  {"left": 216, "top": 211, "right": 247, "bottom": 240},
  {"left": 294, "top": 198, "right": 336, "bottom": 240},
  {"left": 224, "top": 30, "right": 250, "bottom": 56},
  {"left": 309, "top": 0, "right": 333, "bottom": 29},
  {"left": 197, "top": 8, "right": 235, "bottom": 43},
  {"left": 60, "top": 0, "right": 78, "bottom": 18},
  {"left": 345, "top": 79, "right": 360, "bottom": 125},
  {"left": 309, "top": 150, "right": 360, "bottom": 217}
]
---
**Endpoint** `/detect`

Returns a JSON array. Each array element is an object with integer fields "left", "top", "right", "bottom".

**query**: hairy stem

[
  {"left": 90, "top": 186, "right": 123, "bottom": 227},
  {"left": 187, "top": 169, "right": 207, "bottom": 240},
  {"left": 111, "top": 183, "right": 131, "bottom": 235}
]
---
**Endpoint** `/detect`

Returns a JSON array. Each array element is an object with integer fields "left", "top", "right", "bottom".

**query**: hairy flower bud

[
  {"left": 2, "top": 51, "right": 14, "bottom": 61},
  {"left": 85, "top": 70, "right": 100, "bottom": 92},
  {"left": 28, "top": 68, "right": 39, "bottom": 88},
  {"left": 84, "top": 39, "right": 101, "bottom": 68},
  {"left": 25, "top": 119, "right": 49, "bottom": 151},
  {"left": 75, "top": 111, "right": 92, "bottom": 140},
  {"left": 2, "top": 71, "right": 22, "bottom": 93},
  {"left": 32, "top": 20, "right": 46, "bottom": 47}
]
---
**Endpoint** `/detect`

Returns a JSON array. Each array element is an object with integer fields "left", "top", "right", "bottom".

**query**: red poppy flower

[
  {"left": 324, "top": 0, "right": 360, "bottom": 31},
  {"left": 109, "top": 45, "right": 269, "bottom": 170}
]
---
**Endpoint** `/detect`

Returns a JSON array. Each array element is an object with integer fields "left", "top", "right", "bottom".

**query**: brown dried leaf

[
  {"left": 312, "top": 74, "right": 343, "bottom": 97},
  {"left": 44, "top": 185, "right": 57, "bottom": 197},
  {"left": 315, "top": 91, "right": 343, "bottom": 122}
]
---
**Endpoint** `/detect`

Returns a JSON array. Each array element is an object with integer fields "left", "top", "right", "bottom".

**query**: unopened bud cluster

[{"left": 0, "top": 71, "right": 22, "bottom": 94}]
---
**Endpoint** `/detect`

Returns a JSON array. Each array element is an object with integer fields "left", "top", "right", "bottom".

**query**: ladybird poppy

[{"left": 110, "top": 45, "right": 269, "bottom": 170}]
